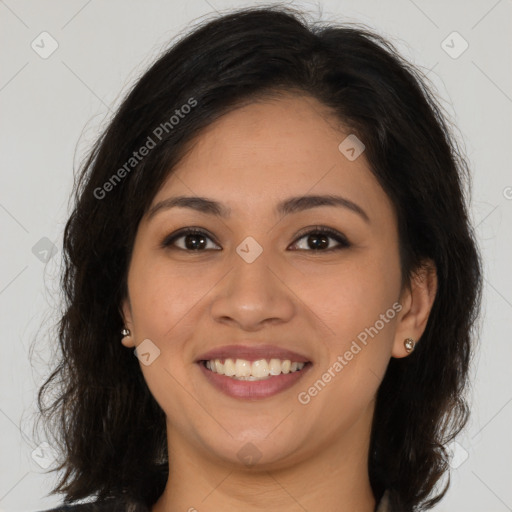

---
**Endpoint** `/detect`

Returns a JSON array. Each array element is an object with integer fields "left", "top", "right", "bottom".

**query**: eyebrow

[{"left": 147, "top": 194, "right": 370, "bottom": 223}]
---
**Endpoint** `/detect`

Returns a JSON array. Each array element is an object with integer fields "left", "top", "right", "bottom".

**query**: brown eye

[
  {"left": 161, "top": 226, "right": 350, "bottom": 253},
  {"left": 161, "top": 228, "right": 221, "bottom": 251},
  {"left": 289, "top": 226, "right": 350, "bottom": 252}
]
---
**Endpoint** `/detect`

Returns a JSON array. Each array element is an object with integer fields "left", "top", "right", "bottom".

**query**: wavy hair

[{"left": 36, "top": 5, "right": 482, "bottom": 511}]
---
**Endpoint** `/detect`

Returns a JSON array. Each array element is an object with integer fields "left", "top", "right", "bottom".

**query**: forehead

[{"left": 151, "top": 94, "right": 393, "bottom": 222}]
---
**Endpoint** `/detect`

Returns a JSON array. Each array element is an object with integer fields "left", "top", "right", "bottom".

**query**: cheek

[
  {"left": 300, "top": 252, "right": 401, "bottom": 342},
  {"left": 126, "top": 254, "right": 210, "bottom": 418},
  {"left": 127, "top": 253, "right": 214, "bottom": 339},
  {"left": 297, "top": 249, "right": 401, "bottom": 404}
]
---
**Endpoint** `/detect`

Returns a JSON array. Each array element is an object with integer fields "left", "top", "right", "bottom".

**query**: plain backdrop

[{"left": 1, "top": 1, "right": 511, "bottom": 511}]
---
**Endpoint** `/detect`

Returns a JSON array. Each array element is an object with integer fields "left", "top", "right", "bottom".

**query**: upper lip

[{"left": 196, "top": 344, "right": 311, "bottom": 363}]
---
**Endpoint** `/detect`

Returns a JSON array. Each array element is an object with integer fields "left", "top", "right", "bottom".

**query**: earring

[
  {"left": 404, "top": 338, "right": 415, "bottom": 353},
  {"left": 121, "top": 327, "right": 131, "bottom": 337}
]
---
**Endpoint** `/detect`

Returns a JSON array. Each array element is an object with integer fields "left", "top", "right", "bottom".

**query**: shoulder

[{"left": 37, "top": 497, "right": 150, "bottom": 512}]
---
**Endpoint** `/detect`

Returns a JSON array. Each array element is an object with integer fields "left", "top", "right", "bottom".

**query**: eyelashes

[
  {"left": 160, "top": 225, "right": 351, "bottom": 253},
  {"left": 291, "top": 226, "right": 351, "bottom": 252},
  {"left": 161, "top": 228, "right": 220, "bottom": 252}
]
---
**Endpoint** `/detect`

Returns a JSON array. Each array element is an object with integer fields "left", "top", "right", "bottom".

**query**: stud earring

[
  {"left": 404, "top": 337, "right": 415, "bottom": 353},
  {"left": 121, "top": 327, "right": 131, "bottom": 337}
]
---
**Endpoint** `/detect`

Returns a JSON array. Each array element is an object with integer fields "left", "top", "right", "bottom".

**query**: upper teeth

[{"left": 205, "top": 358, "right": 306, "bottom": 379}]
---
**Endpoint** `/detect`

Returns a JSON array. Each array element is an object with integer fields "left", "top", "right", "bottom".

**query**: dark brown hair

[{"left": 36, "top": 5, "right": 482, "bottom": 511}]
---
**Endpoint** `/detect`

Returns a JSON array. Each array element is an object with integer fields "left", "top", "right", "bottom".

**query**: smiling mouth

[{"left": 200, "top": 357, "right": 311, "bottom": 381}]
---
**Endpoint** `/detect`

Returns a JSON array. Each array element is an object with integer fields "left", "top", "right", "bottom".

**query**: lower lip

[{"left": 198, "top": 362, "right": 312, "bottom": 400}]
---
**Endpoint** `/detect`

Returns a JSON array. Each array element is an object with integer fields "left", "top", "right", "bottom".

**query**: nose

[{"left": 209, "top": 245, "right": 296, "bottom": 331}]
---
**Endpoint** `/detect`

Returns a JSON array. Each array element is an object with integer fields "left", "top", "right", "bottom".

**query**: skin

[{"left": 121, "top": 93, "right": 437, "bottom": 512}]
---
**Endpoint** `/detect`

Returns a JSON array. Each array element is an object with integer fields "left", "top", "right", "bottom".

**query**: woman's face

[{"left": 122, "top": 93, "right": 414, "bottom": 469}]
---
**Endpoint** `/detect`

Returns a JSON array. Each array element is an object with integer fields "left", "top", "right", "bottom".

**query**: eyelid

[
  {"left": 291, "top": 225, "right": 350, "bottom": 248},
  {"left": 161, "top": 225, "right": 351, "bottom": 252},
  {"left": 160, "top": 227, "right": 221, "bottom": 250}
]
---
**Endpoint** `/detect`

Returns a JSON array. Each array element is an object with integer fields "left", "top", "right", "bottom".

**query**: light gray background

[{"left": 1, "top": 1, "right": 511, "bottom": 511}]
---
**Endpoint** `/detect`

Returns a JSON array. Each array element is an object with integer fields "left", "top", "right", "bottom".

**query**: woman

[{"left": 37, "top": 5, "right": 482, "bottom": 512}]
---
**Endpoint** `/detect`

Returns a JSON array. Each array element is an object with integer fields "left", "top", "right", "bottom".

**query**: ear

[
  {"left": 120, "top": 297, "right": 136, "bottom": 348},
  {"left": 392, "top": 260, "right": 437, "bottom": 358}
]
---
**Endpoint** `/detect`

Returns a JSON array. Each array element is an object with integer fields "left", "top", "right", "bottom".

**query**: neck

[{"left": 152, "top": 403, "right": 377, "bottom": 512}]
